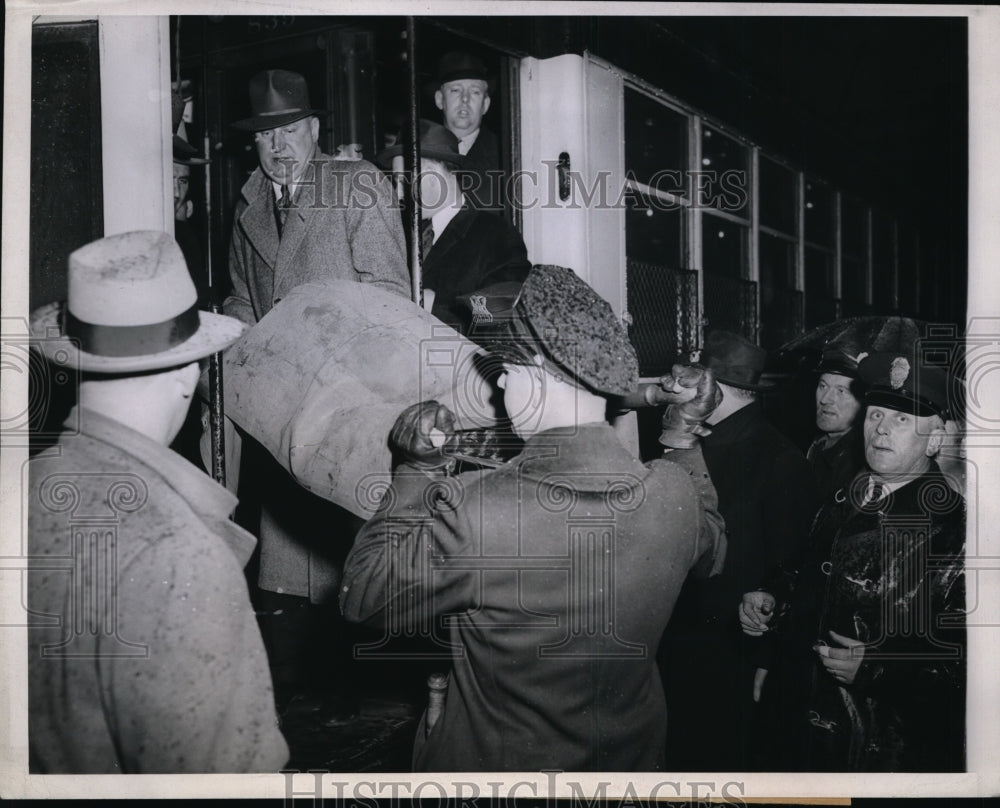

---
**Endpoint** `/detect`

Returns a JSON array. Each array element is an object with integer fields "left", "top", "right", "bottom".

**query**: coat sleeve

[
  {"left": 223, "top": 202, "right": 258, "bottom": 326},
  {"left": 103, "top": 531, "right": 288, "bottom": 773},
  {"left": 344, "top": 164, "right": 411, "bottom": 298},
  {"left": 649, "top": 446, "right": 726, "bottom": 578},
  {"left": 340, "top": 465, "right": 480, "bottom": 632}
]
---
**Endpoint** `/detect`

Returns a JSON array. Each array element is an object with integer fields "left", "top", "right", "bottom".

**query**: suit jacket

[
  {"left": 424, "top": 205, "right": 530, "bottom": 334},
  {"left": 457, "top": 126, "right": 502, "bottom": 212},
  {"left": 29, "top": 408, "right": 288, "bottom": 773},
  {"left": 341, "top": 425, "right": 724, "bottom": 772},
  {"left": 225, "top": 151, "right": 410, "bottom": 325}
]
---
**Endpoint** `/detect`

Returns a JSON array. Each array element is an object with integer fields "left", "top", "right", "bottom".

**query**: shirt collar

[
  {"left": 456, "top": 128, "right": 480, "bottom": 156},
  {"left": 430, "top": 198, "right": 464, "bottom": 243}
]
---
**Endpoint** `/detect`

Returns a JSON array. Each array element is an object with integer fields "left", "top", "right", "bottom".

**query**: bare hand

[
  {"left": 814, "top": 630, "right": 865, "bottom": 685},
  {"left": 739, "top": 590, "right": 776, "bottom": 637},
  {"left": 753, "top": 668, "right": 768, "bottom": 703}
]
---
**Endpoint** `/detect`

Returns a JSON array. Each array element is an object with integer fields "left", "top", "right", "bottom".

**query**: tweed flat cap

[{"left": 505, "top": 265, "right": 639, "bottom": 396}]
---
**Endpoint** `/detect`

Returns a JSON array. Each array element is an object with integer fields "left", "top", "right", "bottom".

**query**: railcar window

[{"left": 624, "top": 88, "right": 688, "bottom": 194}]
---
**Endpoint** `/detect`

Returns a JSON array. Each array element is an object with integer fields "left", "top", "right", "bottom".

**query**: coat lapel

[
  {"left": 426, "top": 206, "right": 474, "bottom": 272},
  {"left": 238, "top": 172, "right": 280, "bottom": 301},
  {"left": 273, "top": 152, "right": 327, "bottom": 292}
]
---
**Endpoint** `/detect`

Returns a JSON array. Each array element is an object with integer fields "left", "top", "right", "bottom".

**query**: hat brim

[
  {"left": 715, "top": 374, "right": 777, "bottom": 392},
  {"left": 30, "top": 302, "right": 247, "bottom": 374},
  {"left": 865, "top": 387, "right": 947, "bottom": 419},
  {"left": 376, "top": 143, "right": 466, "bottom": 170},
  {"left": 231, "top": 109, "right": 326, "bottom": 132},
  {"left": 173, "top": 135, "right": 209, "bottom": 165},
  {"left": 423, "top": 76, "right": 496, "bottom": 100}
]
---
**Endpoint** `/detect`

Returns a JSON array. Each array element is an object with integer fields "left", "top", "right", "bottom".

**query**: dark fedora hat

[
  {"left": 424, "top": 51, "right": 496, "bottom": 97},
  {"left": 231, "top": 69, "right": 326, "bottom": 132},
  {"left": 376, "top": 119, "right": 467, "bottom": 169},
  {"left": 701, "top": 330, "right": 776, "bottom": 391},
  {"left": 172, "top": 86, "right": 208, "bottom": 165}
]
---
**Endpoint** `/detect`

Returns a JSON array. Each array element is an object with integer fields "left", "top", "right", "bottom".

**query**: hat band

[
  {"left": 65, "top": 303, "right": 200, "bottom": 358},
  {"left": 257, "top": 107, "right": 305, "bottom": 117}
]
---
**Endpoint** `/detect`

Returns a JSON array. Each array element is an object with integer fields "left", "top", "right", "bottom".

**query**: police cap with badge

[{"left": 858, "top": 351, "right": 952, "bottom": 420}]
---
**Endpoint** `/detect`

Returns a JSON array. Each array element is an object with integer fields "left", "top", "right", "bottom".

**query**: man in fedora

[
  {"left": 225, "top": 69, "right": 411, "bottom": 721},
  {"left": 379, "top": 119, "right": 529, "bottom": 337},
  {"left": 740, "top": 351, "right": 965, "bottom": 771},
  {"left": 228, "top": 68, "right": 410, "bottom": 321},
  {"left": 342, "top": 265, "right": 725, "bottom": 771},
  {"left": 28, "top": 231, "right": 288, "bottom": 773},
  {"left": 660, "top": 330, "right": 818, "bottom": 771},
  {"left": 808, "top": 348, "right": 868, "bottom": 502},
  {"left": 428, "top": 51, "right": 502, "bottom": 212}
]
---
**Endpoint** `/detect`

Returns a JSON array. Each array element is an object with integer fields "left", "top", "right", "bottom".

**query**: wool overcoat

[
  {"left": 225, "top": 151, "right": 411, "bottom": 325},
  {"left": 224, "top": 150, "right": 411, "bottom": 601},
  {"left": 28, "top": 408, "right": 288, "bottom": 773},
  {"left": 341, "top": 424, "right": 725, "bottom": 771}
]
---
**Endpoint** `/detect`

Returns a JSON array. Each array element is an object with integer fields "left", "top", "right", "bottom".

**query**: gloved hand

[
  {"left": 390, "top": 400, "right": 459, "bottom": 472},
  {"left": 658, "top": 365, "right": 722, "bottom": 449}
]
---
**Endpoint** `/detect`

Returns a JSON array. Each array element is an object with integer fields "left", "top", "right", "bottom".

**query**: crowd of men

[{"left": 27, "top": 55, "right": 967, "bottom": 776}]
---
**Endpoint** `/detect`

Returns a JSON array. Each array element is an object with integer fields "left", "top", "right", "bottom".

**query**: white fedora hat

[{"left": 30, "top": 230, "right": 246, "bottom": 374}]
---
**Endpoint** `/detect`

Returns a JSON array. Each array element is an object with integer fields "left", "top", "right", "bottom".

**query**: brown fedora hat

[
  {"left": 376, "top": 119, "right": 467, "bottom": 169},
  {"left": 231, "top": 69, "right": 326, "bottom": 132},
  {"left": 424, "top": 51, "right": 496, "bottom": 98},
  {"left": 701, "top": 330, "right": 776, "bottom": 391}
]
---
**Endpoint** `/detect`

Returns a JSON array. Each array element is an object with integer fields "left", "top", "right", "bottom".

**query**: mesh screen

[
  {"left": 702, "top": 271, "right": 758, "bottom": 342},
  {"left": 625, "top": 259, "right": 699, "bottom": 377}
]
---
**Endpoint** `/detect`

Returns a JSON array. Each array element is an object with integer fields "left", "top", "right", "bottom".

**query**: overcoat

[
  {"left": 662, "top": 400, "right": 818, "bottom": 770},
  {"left": 28, "top": 408, "right": 288, "bottom": 773},
  {"left": 773, "top": 464, "right": 966, "bottom": 772},
  {"left": 224, "top": 150, "right": 411, "bottom": 600},
  {"left": 341, "top": 424, "right": 725, "bottom": 771},
  {"left": 807, "top": 425, "right": 867, "bottom": 504},
  {"left": 424, "top": 205, "right": 530, "bottom": 333},
  {"left": 225, "top": 150, "right": 410, "bottom": 325},
  {"left": 457, "top": 125, "right": 502, "bottom": 212}
]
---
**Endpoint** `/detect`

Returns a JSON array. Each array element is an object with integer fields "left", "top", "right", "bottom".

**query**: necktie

[
  {"left": 866, "top": 476, "right": 886, "bottom": 505},
  {"left": 420, "top": 218, "right": 435, "bottom": 257},
  {"left": 275, "top": 185, "right": 292, "bottom": 237}
]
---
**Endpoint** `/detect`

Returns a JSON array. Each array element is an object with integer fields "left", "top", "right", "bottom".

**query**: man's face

[
  {"left": 172, "top": 163, "right": 191, "bottom": 221},
  {"left": 389, "top": 156, "right": 453, "bottom": 215},
  {"left": 253, "top": 116, "right": 320, "bottom": 186},
  {"left": 863, "top": 405, "right": 944, "bottom": 481},
  {"left": 815, "top": 372, "right": 861, "bottom": 436},
  {"left": 498, "top": 359, "right": 544, "bottom": 439},
  {"left": 434, "top": 79, "right": 490, "bottom": 137}
]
